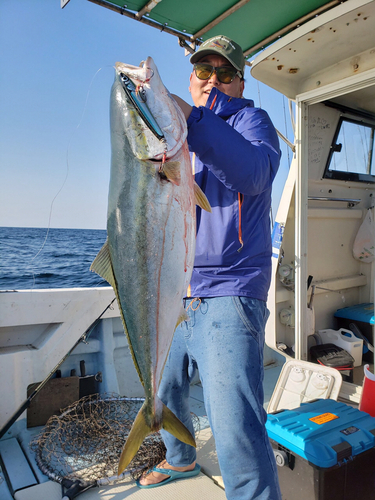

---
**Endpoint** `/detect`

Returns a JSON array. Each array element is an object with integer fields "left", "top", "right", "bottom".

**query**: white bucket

[{"left": 317, "top": 328, "right": 363, "bottom": 367}]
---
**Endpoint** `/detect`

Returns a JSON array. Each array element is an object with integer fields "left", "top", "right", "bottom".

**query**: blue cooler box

[{"left": 266, "top": 399, "right": 375, "bottom": 499}]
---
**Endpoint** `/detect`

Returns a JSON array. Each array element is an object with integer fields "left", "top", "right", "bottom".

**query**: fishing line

[
  {"left": 282, "top": 95, "right": 291, "bottom": 166},
  {"left": 29, "top": 66, "right": 113, "bottom": 288},
  {"left": 288, "top": 99, "right": 295, "bottom": 134},
  {"left": 256, "top": 80, "right": 262, "bottom": 109}
]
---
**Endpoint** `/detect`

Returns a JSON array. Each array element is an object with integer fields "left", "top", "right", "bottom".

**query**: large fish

[{"left": 91, "top": 57, "right": 210, "bottom": 475}]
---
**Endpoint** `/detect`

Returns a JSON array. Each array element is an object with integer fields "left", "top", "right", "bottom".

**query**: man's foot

[{"left": 138, "top": 459, "right": 197, "bottom": 487}]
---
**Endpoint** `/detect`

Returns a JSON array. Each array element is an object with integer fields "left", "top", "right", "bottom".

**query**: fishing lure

[{"left": 120, "top": 72, "right": 164, "bottom": 140}]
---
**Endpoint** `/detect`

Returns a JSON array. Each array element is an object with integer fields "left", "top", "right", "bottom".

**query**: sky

[{"left": 0, "top": 0, "right": 292, "bottom": 230}]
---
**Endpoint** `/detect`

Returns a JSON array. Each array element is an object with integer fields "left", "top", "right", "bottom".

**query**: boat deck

[{"left": 1, "top": 364, "right": 283, "bottom": 500}]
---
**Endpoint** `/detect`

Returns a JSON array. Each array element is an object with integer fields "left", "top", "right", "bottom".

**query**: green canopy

[{"left": 87, "top": 0, "right": 341, "bottom": 58}]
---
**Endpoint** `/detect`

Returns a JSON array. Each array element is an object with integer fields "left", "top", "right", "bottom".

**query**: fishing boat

[{"left": 1, "top": 0, "right": 374, "bottom": 498}]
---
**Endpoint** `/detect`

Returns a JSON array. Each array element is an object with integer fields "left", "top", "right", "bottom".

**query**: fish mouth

[
  {"left": 114, "top": 56, "right": 186, "bottom": 161},
  {"left": 115, "top": 60, "right": 154, "bottom": 85}
]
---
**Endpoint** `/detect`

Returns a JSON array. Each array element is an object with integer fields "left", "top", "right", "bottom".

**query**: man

[{"left": 138, "top": 35, "right": 282, "bottom": 499}]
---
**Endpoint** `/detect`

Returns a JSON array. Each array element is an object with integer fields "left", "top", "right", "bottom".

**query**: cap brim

[{"left": 190, "top": 48, "right": 242, "bottom": 73}]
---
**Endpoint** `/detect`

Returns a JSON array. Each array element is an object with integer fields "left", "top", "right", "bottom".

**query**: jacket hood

[{"left": 205, "top": 87, "right": 254, "bottom": 118}]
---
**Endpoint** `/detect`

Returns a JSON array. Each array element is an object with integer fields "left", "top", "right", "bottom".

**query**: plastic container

[
  {"left": 359, "top": 364, "right": 375, "bottom": 417},
  {"left": 267, "top": 399, "right": 375, "bottom": 499},
  {"left": 334, "top": 303, "right": 374, "bottom": 325},
  {"left": 317, "top": 328, "right": 363, "bottom": 367},
  {"left": 335, "top": 303, "right": 374, "bottom": 363},
  {"left": 267, "top": 360, "right": 342, "bottom": 413}
]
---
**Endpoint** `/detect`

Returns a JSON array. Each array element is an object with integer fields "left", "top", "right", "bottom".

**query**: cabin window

[{"left": 324, "top": 117, "right": 375, "bottom": 183}]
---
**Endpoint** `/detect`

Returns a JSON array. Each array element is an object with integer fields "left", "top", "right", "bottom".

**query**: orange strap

[
  {"left": 209, "top": 95, "right": 217, "bottom": 110},
  {"left": 238, "top": 193, "right": 244, "bottom": 252}
]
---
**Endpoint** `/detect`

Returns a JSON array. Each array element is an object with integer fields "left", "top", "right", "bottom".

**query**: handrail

[
  {"left": 276, "top": 129, "right": 295, "bottom": 153},
  {"left": 308, "top": 196, "right": 361, "bottom": 207}
]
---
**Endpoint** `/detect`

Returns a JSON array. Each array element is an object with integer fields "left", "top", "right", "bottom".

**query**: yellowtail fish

[{"left": 91, "top": 56, "right": 211, "bottom": 475}]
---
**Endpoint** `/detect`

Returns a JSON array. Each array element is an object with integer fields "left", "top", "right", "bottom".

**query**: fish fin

[
  {"left": 162, "top": 403, "right": 196, "bottom": 448},
  {"left": 194, "top": 182, "right": 212, "bottom": 212},
  {"left": 162, "top": 161, "right": 181, "bottom": 186},
  {"left": 90, "top": 239, "right": 116, "bottom": 288},
  {"left": 91, "top": 240, "right": 145, "bottom": 388},
  {"left": 117, "top": 403, "right": 152, "bottom": 475},
  {"left": 117, "top": 400, "right": 195, "bottom": 475},
  {"left": 175, "top": 308, "right": 189, "bottom": 329}
]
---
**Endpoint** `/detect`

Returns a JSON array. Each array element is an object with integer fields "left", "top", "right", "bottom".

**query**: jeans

[{"left": 158, "top": 296, "right": 281, "bottom": 500}]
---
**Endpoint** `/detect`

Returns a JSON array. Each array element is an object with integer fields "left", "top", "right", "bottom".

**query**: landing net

[{"left": 30, "top": 394, "right": 198, "bottom": 498}]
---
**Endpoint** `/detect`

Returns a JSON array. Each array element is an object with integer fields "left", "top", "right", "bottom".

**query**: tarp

[{"left": 87, "top": 0, "right": 341, "bottom": 58}]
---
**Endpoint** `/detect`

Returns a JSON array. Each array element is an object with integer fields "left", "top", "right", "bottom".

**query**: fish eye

[{"left": 120, "top": 73, "right": 130, "bottom": 84}]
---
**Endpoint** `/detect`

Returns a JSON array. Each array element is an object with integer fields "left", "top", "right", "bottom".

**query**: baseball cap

[{"left": 190, "top": 36, "right": 245, "bottom": 76}]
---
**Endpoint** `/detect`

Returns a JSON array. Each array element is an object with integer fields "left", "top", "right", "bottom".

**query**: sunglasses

[{"left": 194, "top": 63, "right": 242, "bottom": 84}]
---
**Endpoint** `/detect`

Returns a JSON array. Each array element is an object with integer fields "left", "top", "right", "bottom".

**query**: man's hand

[{"left": 171, "top": 94, "right": 193, "bottom": 121}]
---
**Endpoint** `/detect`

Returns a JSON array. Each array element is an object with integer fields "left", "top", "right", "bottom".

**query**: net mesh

[{"left": 30, "top": 394, "right": 180, "bottom": 484}]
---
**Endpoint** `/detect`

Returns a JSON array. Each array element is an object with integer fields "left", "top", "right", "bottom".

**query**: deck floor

[{"left": 5, "top": 364, "right": 284, "bottom": 500}]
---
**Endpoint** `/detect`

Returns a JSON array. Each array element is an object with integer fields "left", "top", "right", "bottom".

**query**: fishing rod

[{"left": 0, "top": 297, "right": 116, "bottom": 440}]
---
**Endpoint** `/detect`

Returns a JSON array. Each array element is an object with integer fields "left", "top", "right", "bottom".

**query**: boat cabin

[{"left": 251, "top": 0, "right": 375, "bottom": 403}]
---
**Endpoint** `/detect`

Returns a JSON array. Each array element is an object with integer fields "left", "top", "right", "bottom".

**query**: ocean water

[{"left": 0, "top": 227, "right": 108, "bottom": 290}]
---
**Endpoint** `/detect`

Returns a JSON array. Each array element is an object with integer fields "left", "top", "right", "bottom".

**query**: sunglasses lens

[
  {"left": 195, "top": 64, "right": 213, "bottom": 80},
  {"left": 217, "top": 68, "right": 237, "bottom": 84},
  {"left": 194, "top": 64, "right": 238, "bottom": 84}
]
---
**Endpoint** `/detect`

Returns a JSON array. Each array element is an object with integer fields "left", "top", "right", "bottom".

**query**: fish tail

[
  {"left": 117, "top": 402, "right": 152, "bottom": 475},
  {"left": 161, "top": 403, "right": 196, "bottom": 448},
  {"left": 117, "top": 399, "right": 196, "bottom": 475}
]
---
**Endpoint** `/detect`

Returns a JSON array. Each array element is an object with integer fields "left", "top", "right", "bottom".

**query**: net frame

[{"left": 30, "top": 394, "right": 168, "bottom": 499}]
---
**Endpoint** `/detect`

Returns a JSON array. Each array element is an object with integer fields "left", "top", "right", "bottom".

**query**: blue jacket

[{"left": 186, "top": 87, "right": 280, "bottom": 302}]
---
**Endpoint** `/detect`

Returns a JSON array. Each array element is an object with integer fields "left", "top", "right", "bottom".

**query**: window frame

[{"left": 323, "top": 115, "right": 375, "bottom": 183}]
